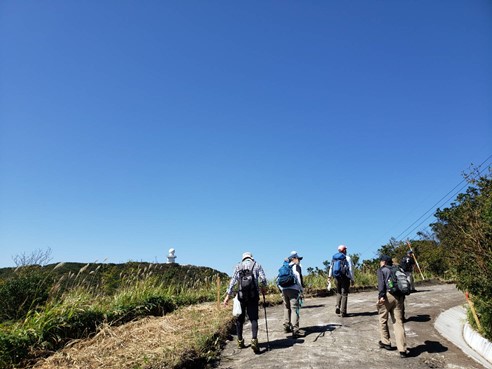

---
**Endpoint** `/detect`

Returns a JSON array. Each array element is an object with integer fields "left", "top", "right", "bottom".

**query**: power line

[
  {"left": 399, "top": 158, "right": 492, "bottom": 241},
  {"left": 376, "top": 154, "right": 492, "bottom": 247},
  {"left": 393, "top": 177, "right": 467, "bottom": 240}
]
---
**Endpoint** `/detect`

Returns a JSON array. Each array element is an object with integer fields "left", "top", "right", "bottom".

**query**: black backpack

[
  {"left": 238, "top": 261, "right": 259, "bottom": 302},
  {"left": 400, "top": 256, "right": 413, "bottom": 272}
]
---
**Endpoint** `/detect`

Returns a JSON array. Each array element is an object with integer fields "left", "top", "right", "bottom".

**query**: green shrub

[
  {"left": 38, "top": 309, "right": 106, "bottom": 349},
  {"left": 470, "top": 295, "right": 492, "bottom": 341},
  {"left": 0, "top": 263, "right": 230, "bottom": 367},
  {"left": 0, "top": 331, "right": 32, "bottom": 368},
  {"left": 0, "top": 267, "right": 51, "bottom": 322}
]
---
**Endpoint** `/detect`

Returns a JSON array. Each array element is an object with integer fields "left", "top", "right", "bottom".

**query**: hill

[{"left": 0, "top": 261, "right": 229, "bottom": 294}]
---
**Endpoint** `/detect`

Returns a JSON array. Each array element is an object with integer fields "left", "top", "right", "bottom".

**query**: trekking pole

[
  {"left": 262, "top": 292, "right": 271, "bottom": 351},
  {"left": 296, "top": 292, "right": 303, "bottom": 318}
]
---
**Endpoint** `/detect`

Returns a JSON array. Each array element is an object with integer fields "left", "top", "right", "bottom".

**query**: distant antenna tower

[{"left": 167, "top": 248, "right": 177, "bottom": 264}]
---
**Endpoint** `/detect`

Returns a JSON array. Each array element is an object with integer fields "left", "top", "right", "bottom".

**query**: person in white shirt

[
  {"left": 328, "top": 244, "right": 354, "bottom": 317},
  {"left": 278, "top": 251, "right": 304, "bottom": 338}
]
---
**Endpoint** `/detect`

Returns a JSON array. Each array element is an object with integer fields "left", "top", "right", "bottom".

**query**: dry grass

[{"left": 32, "top": 302, "right": 234, "bottom": 369}]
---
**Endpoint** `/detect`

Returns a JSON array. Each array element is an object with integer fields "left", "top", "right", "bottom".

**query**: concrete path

[{"left": 218, "top": 283, "right": 486, "bottom": 369}]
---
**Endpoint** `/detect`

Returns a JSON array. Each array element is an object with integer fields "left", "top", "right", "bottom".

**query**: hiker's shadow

[
  {"left": 260, "top": 337, "right": 303, "bottom": 352},
  {"left": 301, "top": 324, "right": 340, "bottom": 343},
  {"left": 263, "top": 324, "right": 339, "bottom": 351},
  {"left": 408, "top": 340, "right": 448, "bottom": 357},
  {"left": 303, "top": 324, "right": 339, "bottom": 337},
  {"left": 346, "top": 311, "right": 378, "bottom": 317},
  {"left": 405, "top": 314, "right": 431, "bottom": 323},
  {"left": 302, "top": 304, "right": 325, "bottom": 309}
]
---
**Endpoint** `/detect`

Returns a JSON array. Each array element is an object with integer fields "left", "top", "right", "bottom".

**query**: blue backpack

[
  {"left": 277, "top": 261, "right": 296, "bottom": 287},
  {"left": 332, "top": 252, "right": 349, "bottom": 278}
]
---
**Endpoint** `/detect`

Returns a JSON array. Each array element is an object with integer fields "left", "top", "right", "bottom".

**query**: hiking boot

[
  {"left": 250, "top": 338, "right": 259, "bottom": 353},
  {"left": 341, "top": 312, "right": 348, "bottom": 317},
  {"left": 335, "top": 306, "right": 341, "bottom": 315},
  {"left": 237, "top": 338, "right": 245, "bottom": 349},
  {"left": 400, "top": 351, "right": 408, "bottom": 358},
  {"left": 283, "top": 324, "right": 292, "bottom": 333},
  {"left": 378, "top": 341, "right": 393, "bottom": 350},
  {"left": 292, "top": 330, "right": 300, "bottom": 339}
]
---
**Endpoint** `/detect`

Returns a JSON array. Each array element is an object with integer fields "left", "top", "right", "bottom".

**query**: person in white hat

[
  {"left": 278, "top": 251, "right": 304, "bottom": 338},
  {"left": 223, "top": 252, "right": 267, "bottom": 353}
]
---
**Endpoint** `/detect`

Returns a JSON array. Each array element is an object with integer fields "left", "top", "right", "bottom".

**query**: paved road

[{"left": 218, "top": 283, "right": 485, "bottom": 369}]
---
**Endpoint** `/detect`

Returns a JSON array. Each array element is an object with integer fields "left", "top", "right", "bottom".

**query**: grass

[
  {"left": 0, "top": 263, "right": 229, "bottom": 369},
  {"left": 0, "top": 262, "right": 439, "bottom": 369},
  {"left": 33, "top": 303, "right": 235, "bottom": 369}
]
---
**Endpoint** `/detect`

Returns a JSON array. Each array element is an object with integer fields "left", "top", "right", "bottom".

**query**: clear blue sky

[{"left": 1, "top": 1, "right": 491, "bottom": 279}]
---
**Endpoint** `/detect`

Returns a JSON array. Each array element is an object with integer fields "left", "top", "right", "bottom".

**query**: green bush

[
  {"left": 109, "top": 295, "right": 177, "bottom": 322},
  {"left": 0, "top": 331, "right": 32, "bottom": 369},
  {"left": 0, "top": 268, "right": 51, "bottom": 322},
  {"left": 431, "top": 170, "right": 492, "bottom": 340},
  {"left": 470, "top": 296, "right": 492, "bottom": 341},
  {"left": 38, "top": 309, "right": 106, "bottom": 349}
]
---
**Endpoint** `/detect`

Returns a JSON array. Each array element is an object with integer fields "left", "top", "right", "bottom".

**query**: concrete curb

[
  {"left": 435, "top": 305, "right": 492, "bottom": 369},
  {"left": 464, "top": 322, "right": 492, "bottom": 365}
]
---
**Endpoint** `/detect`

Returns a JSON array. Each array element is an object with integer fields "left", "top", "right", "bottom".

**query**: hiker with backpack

[
  {"left": 327, "top": 244, "right": 354, "bottom": 317},
  {"left": 377, "top": 255, "right": 409, "bottom": 358},
  {"left": 223, "top": 252, "right": 267, "bottom": 353},
  {"left": 400, "top": 250, "right": 417, "bottom": 293},
  {"left": 277, "top": 251, "right": 304, "bottom": 338}
]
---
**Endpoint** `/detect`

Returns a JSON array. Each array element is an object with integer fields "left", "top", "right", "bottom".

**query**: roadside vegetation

[
  {"left": 304, "top": 166, "right": 492, "bottom": 341},
  {"left": 0, "top": 259, "right": 231, "bottom": 369},
  {"left": 1, "top": 167, "right": 490, "bottom": 368},
  {"left": 430, "top": 168, "right": 492, "bottom": 340}
]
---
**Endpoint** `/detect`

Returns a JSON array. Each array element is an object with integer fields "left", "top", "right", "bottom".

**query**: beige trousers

[
  {"left": 282, "top": 288, "right": 300, "bottom": 332},
  {"left": 377, "top": 293, "right": 407, "bottom": 352}
]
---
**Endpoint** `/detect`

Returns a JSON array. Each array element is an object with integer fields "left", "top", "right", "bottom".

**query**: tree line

[{"left": 306, "top": 167, "right": 491, "bottom": 340}]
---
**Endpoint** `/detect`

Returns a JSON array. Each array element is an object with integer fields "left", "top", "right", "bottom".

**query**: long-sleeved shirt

[
  {"left": 226, "top": 258, "right": 267, "bottom": 296},
  {"left": 377, "top": 266, "right": 392, "bottom": 299},
  {"left": 328, "top": 253, "right": 355, "bottom": 281}
]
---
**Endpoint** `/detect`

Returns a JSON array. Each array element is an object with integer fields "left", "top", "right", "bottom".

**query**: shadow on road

[
  {"left": 262, "top": 324, "right": 340, "bottom": 351},
  {"left": 301, "top": 304, "right": 326, "bottom": 309},
  {"left": 303, "top": 324, "right": 340, "bottom": 342},
  {"left": 409, "top": 340, "right": 448, "bottom": 357},
  {"left": 261, "top": 337, "right": 304, "bottom": 352},
  {"left": 410, "top": 289, "right": 431, "bottom": 293},
  {"left": 405, "top": 314, "right": 431, "bottom": 323},
  {"left": 346, "top": 311, "right": 378, "bottom": 317}
]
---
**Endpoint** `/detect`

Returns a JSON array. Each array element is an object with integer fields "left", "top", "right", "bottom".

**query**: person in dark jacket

[
  {"left": 377, "top": 255, "right": 409, "bottom": 358},
  {"left": 400, "top": 250, "right": 417, "bottom": 292}
]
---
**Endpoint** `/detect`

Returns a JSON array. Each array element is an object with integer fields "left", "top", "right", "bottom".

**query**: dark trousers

[
  {"left": 335, "top": 276, "right": 351, "bottom": 314},
  {"left": 236, "top": 298, "right": 259, "bottom": 340}
]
